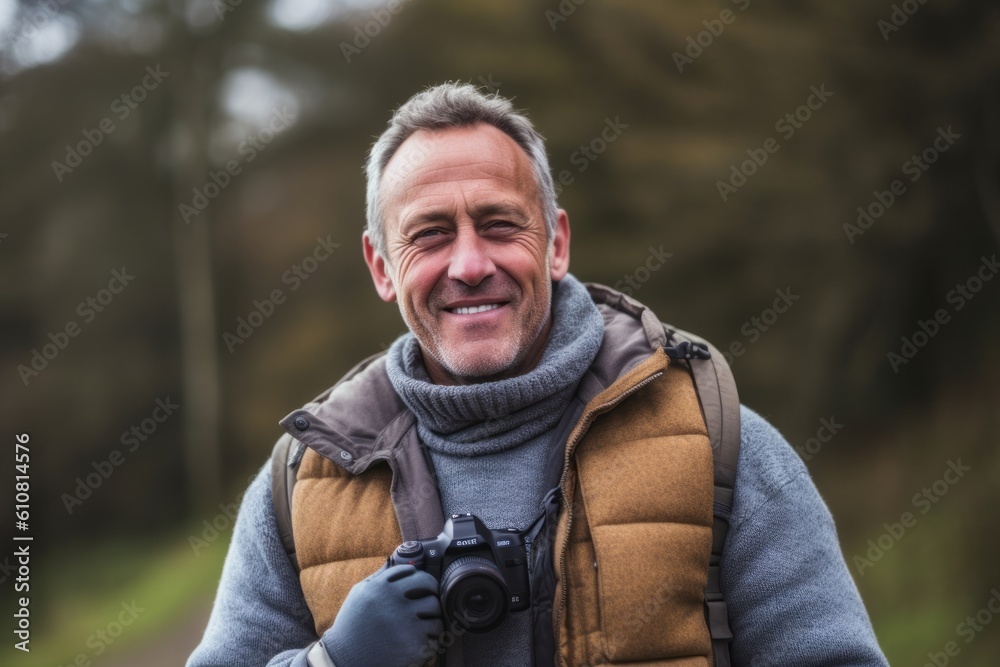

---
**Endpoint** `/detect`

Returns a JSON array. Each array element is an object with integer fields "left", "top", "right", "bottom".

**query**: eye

[
  {"left": 486, "top": 219, "right": 518, "bottom": 232},
  {"left": 413, "top": 226, "right": 450, "bottom": 240},
  {"left": 411, "top": 227, "right": 450, "bottom": 246}
]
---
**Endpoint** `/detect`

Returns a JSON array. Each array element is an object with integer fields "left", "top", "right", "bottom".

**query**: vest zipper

[{"left": 552, "top": 370, "right": 664, "bottom": 666}]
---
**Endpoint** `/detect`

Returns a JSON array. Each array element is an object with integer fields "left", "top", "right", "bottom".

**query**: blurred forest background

[{"left": 1, "top": 0, "right": 998, "bottom": 664}]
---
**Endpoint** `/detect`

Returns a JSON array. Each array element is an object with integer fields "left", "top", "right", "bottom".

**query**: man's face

[{"left": 363, "top": 124, "right": 570, "bottom": 385}]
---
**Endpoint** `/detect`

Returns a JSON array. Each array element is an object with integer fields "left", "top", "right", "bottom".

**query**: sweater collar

[{"left": 384, "top": 273, "right": 605, "bottom": 457}]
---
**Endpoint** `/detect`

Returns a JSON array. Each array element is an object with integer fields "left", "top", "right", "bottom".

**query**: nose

[{"left": 447, "top": 226, "right": 496, "bottom": 286}]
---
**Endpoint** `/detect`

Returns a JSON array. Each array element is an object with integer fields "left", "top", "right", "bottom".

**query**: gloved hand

[{"left": 320, "top": 564, "right": 443, "bottom": 667}]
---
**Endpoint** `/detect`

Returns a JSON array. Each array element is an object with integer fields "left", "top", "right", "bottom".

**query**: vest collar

[{"left": 279, "top": 353, "right": 412, "bottom": 474}]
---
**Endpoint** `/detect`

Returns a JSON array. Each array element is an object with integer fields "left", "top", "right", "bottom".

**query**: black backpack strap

[
  {"left": 269, "top": 351, "right": 389, "bottom": 576},
  {"left": 271, "top": 432, "right": 306, "bottom": 575},
  {"left": 664, "top": 325, "right": 739, "bottom": 667}
]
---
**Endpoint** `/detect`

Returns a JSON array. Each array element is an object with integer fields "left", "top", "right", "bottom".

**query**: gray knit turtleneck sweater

[{"left": 385, "top": 273, "right": 605, "bottom": 666}]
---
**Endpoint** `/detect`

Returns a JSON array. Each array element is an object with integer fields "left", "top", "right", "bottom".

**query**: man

[{"left": 188, "top": 83, "right": 888, "bottom": 667}]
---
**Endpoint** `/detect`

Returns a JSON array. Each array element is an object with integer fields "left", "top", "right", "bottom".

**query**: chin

[
  {"left": 441, "top": 354, "right": 516, "bottom": 379},
  {"left": 437, "top": 343, "right": 523, "bottom": 380}
]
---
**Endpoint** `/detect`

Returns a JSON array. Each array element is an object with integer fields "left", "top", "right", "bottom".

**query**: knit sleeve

[
  {"left": 720, "top": 407, "right": 889, "bottom": 666},
  {"left": 186, "top": 463, "right": 318, "bottom": 667}
]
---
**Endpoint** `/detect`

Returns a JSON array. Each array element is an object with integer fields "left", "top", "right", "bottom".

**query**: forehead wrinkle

[
  {"left": 398, "top": 183, "right": 527, "bottom": 230},
  {"left": 401, "top": 158, "right": 522, "bottom": 191},
  {"left": 467, "top": 200, "right": 528, "bottom": 220},
  {"left": 385, "top": 160, "right": 521, "bottom": 224},
  {"left": 383, "top": 124, "right": 539, "bottom": 236},
  {"left": 387, "top": 125, "right": 531, "bottom": 187}
]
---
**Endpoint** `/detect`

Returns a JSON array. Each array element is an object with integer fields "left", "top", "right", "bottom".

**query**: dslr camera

[{"left": 389, "top": 513, "right": 530, "bottom": 633}]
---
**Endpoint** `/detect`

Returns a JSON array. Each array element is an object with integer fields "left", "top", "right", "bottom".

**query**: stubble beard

[{"left": 400, "top": 271, "right": 553, "bottom": 382}]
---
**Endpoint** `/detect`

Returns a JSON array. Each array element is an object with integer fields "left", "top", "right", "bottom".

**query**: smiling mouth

[{"left": 447, "top": 303, "right": 505, "bottom": 315}]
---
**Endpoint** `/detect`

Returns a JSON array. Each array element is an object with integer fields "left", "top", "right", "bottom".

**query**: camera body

[{"left": 390, "top": 513, "right": 530, "bottom": 633}]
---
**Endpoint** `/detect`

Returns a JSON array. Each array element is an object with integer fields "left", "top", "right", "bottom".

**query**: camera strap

[
  {"left": 525, "top": 485, "right": 561, "bottom": 667},
  {"left": 523, "top": 393, "right": 586, "bottom": 667}
]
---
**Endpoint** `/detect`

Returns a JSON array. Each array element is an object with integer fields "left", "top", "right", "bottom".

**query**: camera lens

[{"left": 439, "top": 555, "right": 509, "bottom": 633}]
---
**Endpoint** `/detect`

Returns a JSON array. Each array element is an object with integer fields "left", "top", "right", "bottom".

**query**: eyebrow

[
  {"left": 469, "top": 202, "right": 528, "bottom": 222},
  {"left": 402, "top": 201, "right": 529, "bottom": 229}
]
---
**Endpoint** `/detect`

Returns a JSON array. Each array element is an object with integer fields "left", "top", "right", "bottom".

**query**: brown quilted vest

[{"left": 279, "top": 286, "right": 721, "bottom": 666}]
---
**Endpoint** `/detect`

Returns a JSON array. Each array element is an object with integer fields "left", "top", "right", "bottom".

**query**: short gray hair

[{"left": 364, "top": 82, "right": 559, "bottom": 258}]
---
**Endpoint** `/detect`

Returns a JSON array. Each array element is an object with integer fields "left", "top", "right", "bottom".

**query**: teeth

[{"left": 453, "top": 303, "right": 501, "bottom": 315}]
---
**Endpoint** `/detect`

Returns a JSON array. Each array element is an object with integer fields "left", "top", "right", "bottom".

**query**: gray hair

[{"left": 364, "top": 82, "right": 559, "bottom": 259}]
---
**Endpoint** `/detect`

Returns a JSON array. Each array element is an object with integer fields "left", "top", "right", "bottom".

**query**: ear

[
  {"left": 363, "top": 232, "right": 396, "bottom": 302},
  {"left": 549, "top": 209, "right": 571, "bottom": 281}
]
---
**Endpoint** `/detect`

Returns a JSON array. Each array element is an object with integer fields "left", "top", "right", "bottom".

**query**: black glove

[{"left": 320, "top": 564, "right": 443, "bottom": 667}]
